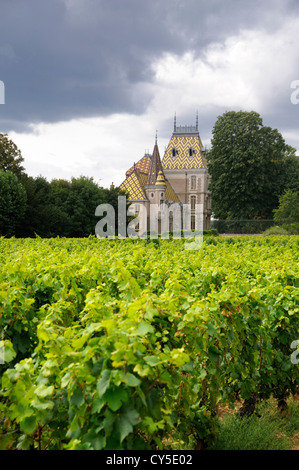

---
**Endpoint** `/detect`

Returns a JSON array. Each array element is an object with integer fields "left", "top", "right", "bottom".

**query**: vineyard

[{"left": 0, "top": 235, "right": 298, "bottom": 450}]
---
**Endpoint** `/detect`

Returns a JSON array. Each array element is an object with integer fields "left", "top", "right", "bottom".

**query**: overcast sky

[{"left": 0, "top": 0, "right": 299, "bottom": 187}]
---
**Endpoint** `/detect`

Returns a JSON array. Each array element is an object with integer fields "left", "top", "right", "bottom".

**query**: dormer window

[
  {"left": 189, "top": 147, "right": 195, "bottom": 158},
  {"left": 172, "top": 147, "right": 178, "bottom": 158}
]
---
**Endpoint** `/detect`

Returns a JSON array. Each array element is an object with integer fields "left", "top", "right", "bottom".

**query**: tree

[
  {"left": 47, "top": 177, "right": 102, "bottom": 237},
  {"left": 17, "top": 174, "right": 129, "bottom": 238},
  {"left": 207, "top": 111, "right": 288, "bottom": 219},
  {"left": 280, "top": 145, "right": 299, "bottom": 194},
  {"left": 273, "top": 190, "right": 299, "bottom": 224},
  {"left": 0, "top": 133, "right": 25, "bottom": 178},
  {"left": 0, "top": 170, "right": 27, "bottom": 237},
  {"left": 18, "top": 175, "right": 56, "bottom": 237},
  {"left": 48, "top": 176, "right": 127, "bottom": 237}
]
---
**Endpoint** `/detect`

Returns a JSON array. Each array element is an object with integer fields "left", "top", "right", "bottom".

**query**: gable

[{"left": 162, "top": 135, "right": 207, "bottom": 170}]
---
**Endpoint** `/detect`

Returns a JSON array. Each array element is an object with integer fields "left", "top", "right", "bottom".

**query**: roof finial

[
  {"left": 196, "top": 111, "right": 198, "bottom": 131},
  {"left": 174, "top": 112, "right": 177, "bottom": 132},
  {"left": 155, "top": 129, "right": 158, "bottom": 145}
]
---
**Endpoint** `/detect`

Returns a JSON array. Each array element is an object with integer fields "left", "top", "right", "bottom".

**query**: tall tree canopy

[
  {"left": 207, "top": 111, "right": 292, "bottom": 219},
  {"left": 280, "top": 145, "right": 299, "bottom": 194},
  {"left": 18, "top": 175, "right": 54, "bottom": 237},
  {"left": 17, "top": 175, "right": 128, "bottom": 238},
  {"left": 47, "top": 176, "right": 128, "bottom": 237},
  {"left": 0, "top": 133, "right": 25, "bottom": 178},
  {"left": 0, "top": 135, "right": 129, "bottom": 238},
  {"left": 0, "top": 170, "right": 27, "bottom": 237},
  {"left": 48, "top": 176, "right": 107, "bottom": 237}
]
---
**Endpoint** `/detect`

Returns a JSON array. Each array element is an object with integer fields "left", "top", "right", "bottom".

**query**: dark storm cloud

[
  {"left": 0, "top": 0, "right": 175, "bottom": 130},
  {"left": 0, "top": 0, "right": 298, "bottom": 132}
]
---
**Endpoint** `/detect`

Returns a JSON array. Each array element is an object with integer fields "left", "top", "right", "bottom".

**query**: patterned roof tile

[
  {"left": 119, "top": 170, "right": 147, "bottom": 200},
  {"left": 162, "top": 135, "right": 207, "bottom": 169},
  {"left": 126, "top": 155, "right": 151, "bottom": 177}
]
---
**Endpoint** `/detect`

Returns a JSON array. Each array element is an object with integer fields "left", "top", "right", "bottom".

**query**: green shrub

[
  {"left": 263, "top": 226, "right": 289, "bottom": 236},
  {"left": 203, "top": 229, "right": 219, "bottom": 236},
  {"left": 281, "top": 223, "right": 299, "bottom": 234}
]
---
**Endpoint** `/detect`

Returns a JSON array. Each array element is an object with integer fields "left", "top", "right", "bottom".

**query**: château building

[{"left": 120, "top": 116, "right": 211, "bottom": 235}]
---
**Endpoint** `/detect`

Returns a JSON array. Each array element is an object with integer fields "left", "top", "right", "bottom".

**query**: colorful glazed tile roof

[
  {"left": 155, "top": 170, "right": 166, "bottom": 185},
  {"left": 162, "top": 134, "right": 207, "bottom": 169},
  {"left": 120, "top": 124, "right": 206, "bottom": 202},
  {"left": 165, "top": 180, "right": 180, "bottom": 203},
  {"left": 120, "top": 146, "right": 180, "bottom": 203},
  {"left": 126, "top": 155, "right": 151, "bottom": 177},
  {"left": 120, "top": 170, "right": 147, "bottom": 200}
]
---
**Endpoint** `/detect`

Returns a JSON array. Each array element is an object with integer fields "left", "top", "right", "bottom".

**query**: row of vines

[{"left": 0, "top": 235, "right": 298, "bottom": 449}]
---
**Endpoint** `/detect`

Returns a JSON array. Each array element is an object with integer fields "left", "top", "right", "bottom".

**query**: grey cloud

[
  {"left": 0, "top": 0, "right": 176, "bottom": 129},
  {"left": 0, "top": 0, "right": 299, "bottom": 135}
]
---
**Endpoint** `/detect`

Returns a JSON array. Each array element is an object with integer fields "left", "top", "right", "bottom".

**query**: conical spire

[{"left": 146, "top": 136, "right": 164, "bottom": 185}]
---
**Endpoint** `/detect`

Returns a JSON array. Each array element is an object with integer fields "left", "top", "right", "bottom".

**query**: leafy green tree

[
  {"left": 18, "top": 175, "right": 59, "bottom": 237},
  {"left": 0, "top": 133, "right": 25, "bottom": 178},
  {"left": 273, "top": 190, "right": 299, "bottom": 223},
  {"left": 0, "top": 170, "right": 27, "bottom": 236},
  {"left": 48, "top": 177, "right": 101, "bottom": 237},
  {"left": 207, "top": 111, "right": 288, "bottom": 219},
  {"left": 18, "top": 174, "right": 129, "bottom": 238},
  {"left": 280, "top": 146, "right": 299, "bottom": 194},
  {"left": 48, "top": 177, "right": 127, "bottom": 237}
]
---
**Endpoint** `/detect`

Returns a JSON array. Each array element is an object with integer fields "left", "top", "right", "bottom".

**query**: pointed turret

[
  {"left": 146, "top": 138, "right": 164, "bottom": 185},
  {"left": 155, "top": 170, "right": 166, "bottom": 186}
]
